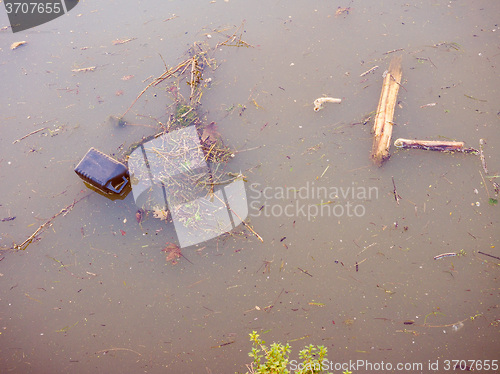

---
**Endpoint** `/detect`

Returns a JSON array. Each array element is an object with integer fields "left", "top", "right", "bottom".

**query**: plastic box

[{"left": 74, "top": 147, "right": 129, "bottom": 194}]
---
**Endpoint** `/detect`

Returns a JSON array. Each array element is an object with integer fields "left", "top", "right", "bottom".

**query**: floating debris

[
  {"left": 313, "top": 97, "right": 342, "bottom": 112},
  {"left": 477, "top": 251, "right": 500, "bottom": 261},
  {"left": 433, "top": 252, "right": 457, "bottom": 260},
  {"left": 394, "top": 138, "right": 478, "bottom": 154},
  {"left": 10, "top": 41, "right": 27, "bottom": 50},
  {"left": 360, "top": 65, "right": 379, "bottom": 77},
  {"left": 71, "top": 66, "right": 96, "bottom": 73},
  {"left": 384, "top": 48, "right": 404, "bottom": 55},
  {"left": 335, "top": 7, "right": 351, "bottom": 17},
  {"left": 162, "top": 242, "right": 193, "bottom": 265},
  {"left": 371, "top": 55, "right": 402, "bottom": 166},
  {"left": 112, "top": 38, "right": 136, "bottom": 45},
  {"left": 123, "top": 38, "right": 259, "bottom": 248}
]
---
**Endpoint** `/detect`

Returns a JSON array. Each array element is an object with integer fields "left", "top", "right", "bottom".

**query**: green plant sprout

[{"left": 245, "top": 331, "right": 352, "bottom": 374}]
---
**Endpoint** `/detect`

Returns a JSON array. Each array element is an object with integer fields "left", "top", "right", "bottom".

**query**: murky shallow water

[{"left": 1, "top": 1, "right": 499, "bottom": 373}]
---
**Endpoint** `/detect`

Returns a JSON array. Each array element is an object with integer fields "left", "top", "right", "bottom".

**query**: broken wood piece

[
  {"left": 360, "top": 65, "right": 379, "bottom": 77},
  {"left": 10, "top": 41, "right": 27, "bottom": 50},
  {"left": 371, "top": 55, "right": 403, "bottom": 166},
  {"left": 394, "top": 138, "right": 478, "bottom": 154},
  {"left": 313, "top": 97, "right": 341, "bottom": 112},
  {"left": 12, "top": 127, "right": 48, "bottom": 144}
]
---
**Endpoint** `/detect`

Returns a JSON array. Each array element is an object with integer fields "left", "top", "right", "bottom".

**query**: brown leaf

[
  {"left": 152, "top": 207, "right": 169, "bottom": 221},
  {"left": 11, "top": 41, "right": 27, "bottom": 50},
  {"left": 162, "top": 242, "right": 181, "bottom": 264},
  {"left": 201, "top": 122, "right": 219, "bottom": 143}
]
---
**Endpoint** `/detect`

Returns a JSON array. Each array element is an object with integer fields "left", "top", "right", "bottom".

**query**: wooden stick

[
  {"left": 211, "top": 193, "right": 263, "bottom": 243},
  {"left": 12, "top": 193, "right": 91, "bottom": 250},
  {"left": 95, "top": 347, "right": 142, "bottom": 356},
  {"left": 371, "top": 55, "right": 403, "bottom": 166},
  {"left": 392, "top": 176, "right": 401, "bottom": 205},
  {"left": 121, "top": 58, "right": 192, "bottom": 117},
  {"left": 479, "top": 139, "right": 488, "bottom": 173},
  {"left": 478, "top": 251, "right": 500, "bottom": 261},
  {"left": 297, "top": 267, "right": 313, "bottom": 277},
  {"left": 12, "top": 127, "right": 48, "bottom": 144},
  {"left": 394, "top": 138, "right": 478, "bottom": 153}
]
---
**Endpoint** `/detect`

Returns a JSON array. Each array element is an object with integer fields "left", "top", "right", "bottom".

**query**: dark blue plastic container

[{"left": 74, "top": 148, "right": 129, "bottom": 194}]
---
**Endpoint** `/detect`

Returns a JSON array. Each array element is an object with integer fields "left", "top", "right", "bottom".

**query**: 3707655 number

[
  {"left": 5, "top": 2, "right": 62, "bottom": 15},
  {"left": 443, "top": 359, "right": 498, "bottom": 371}
]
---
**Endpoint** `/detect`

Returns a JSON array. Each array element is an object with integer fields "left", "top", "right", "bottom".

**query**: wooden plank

[{"left": 371, "top": 55, "right": 403, "bottom": 166}]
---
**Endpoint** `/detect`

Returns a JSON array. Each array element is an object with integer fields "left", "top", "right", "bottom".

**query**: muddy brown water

[{"left": 1, "top": 1, "right": 499, "bottom": 373}]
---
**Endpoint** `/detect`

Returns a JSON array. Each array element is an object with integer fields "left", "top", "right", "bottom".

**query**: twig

[
  {"left": 479, "top": 139, "right": 488, "bottom": 174},
  {"left": 46, "top": 255, "right": 97, "bottom": 280},
  {"left": 211, "top": 341, "right": 235, "bottom": 349},
  {"left": 478, "top": 139, "right": 500, "bottom": 194},
  {"left": 215, "top": 21, "right": 253, "bottom": 48},
  {"left": 415, "top": 57, "right": 437, "bottom": 68},
  {"left": 360, "top": 65, "right": 379, "bottom": 77},
  {"left": 479, "top": 170, "right": 490, "bottom": 199},
  {"left": 189, "top": 58, "right": 197, "bottom": 103},
  {"left": 211, "top": 192, "right": 263, "bottom": 242},
  {"left": 478, "top": 251, "right": 500, "bottom": 261},
  {"left": 433, "top": 252, "right": 457, "bottom": 260},
  {"left": 122, "top": 58, "right": 192, "bottom": 117},
  {"left": 12, "top": 127, "right": 47, "bottom": 144},
  {"left": 464, "top": 94, "right": 487, "bottom": 102},
  {"left": 163, "top": 14, "right": 179, "bottom": 22},
  {"left": 179, "top": 251, "right": 194, "bottom": 264},
  {"left": 319, "top": 165, "right": 329, "bottom": 178},
  {"left": 258, "top": 258, "right": 273, "bottom": 274},
  {"left": 264, "top": 287, "right": 285, "bottom": 312},
  {"left": 392, "top": 176, "right": 401, "bottom": 205},
  {"left": 297, "top": 267, "right": 313, "bottom": 277},
  {"left": 12, "top": 193, "right": 91, "bottom": 250},
  {"left": 384, "top": 48, "right": 404, "bottom": 55},
  {"left": 95, "top": 347, "right": 142, "bottom": 356},
  {"left": 112, "top": 38, "right": 136, "bottom": 45},
  {"left": 389, "top": 71, "right": 407, "bottom": 92}
]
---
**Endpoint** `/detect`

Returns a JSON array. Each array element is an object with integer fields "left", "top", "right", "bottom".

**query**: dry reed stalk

[
  {"left": 371, "top": 55, "right": 403, "bottom": 166},
  {"left": 394, "top": 138, "right": 478, "bottom": 153}
]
